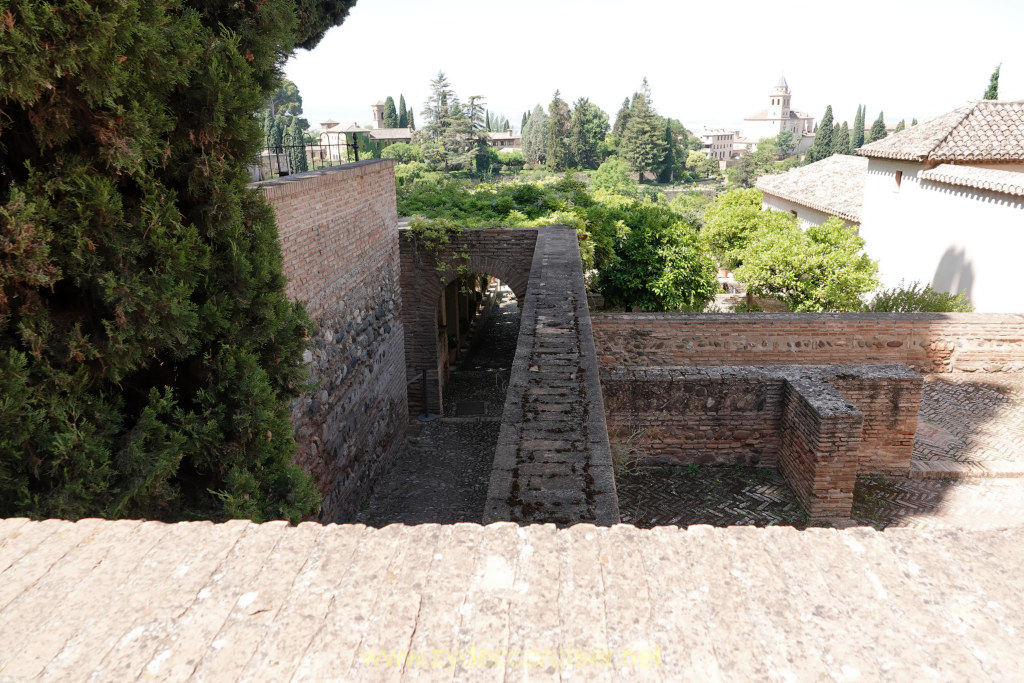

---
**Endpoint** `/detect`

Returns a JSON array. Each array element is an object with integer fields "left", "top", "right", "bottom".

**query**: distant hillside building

[
  {"left": 700, "top": 128, "right": 738, "bottom": 164},
  {"left": 745, "top": 77, "right": 815, "bottom": 153}
]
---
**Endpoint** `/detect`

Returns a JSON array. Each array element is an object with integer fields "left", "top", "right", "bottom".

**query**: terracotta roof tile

[
  {"left": 920, "top": 164, "right": 1024, "bottom": 197},
  {"left": 756, "top": 154, "right": 867, "bottom": 223},
  {"left": 858, "top": 101, "right": 1024, "bottom": 162}
]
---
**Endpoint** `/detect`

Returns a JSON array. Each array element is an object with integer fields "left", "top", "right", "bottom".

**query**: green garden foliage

[
  {"left": 702, "top": 188, "right": 766, "bottom": 267},
  {"left": 984, "top": 64, "right": 1001, "bottom": 100},
  {"left": 735, "top": 217, "right": 879, "bottom": 312},
  {"left": 0, "top": 0, "right": 355, "bottom": 521},
  {"left": 381, "top": 142, "right": 423, "bottom": 164},
  {"left": 591, "top": 157, "right": 638, "bottom": 197},
  {"left": 862, "top": 281, "right": 973, "bottom": 313}
]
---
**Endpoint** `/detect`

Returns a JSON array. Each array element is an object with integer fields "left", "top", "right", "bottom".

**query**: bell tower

[{"left": 769, "top": 76, "right": 791, "bottom": 121}]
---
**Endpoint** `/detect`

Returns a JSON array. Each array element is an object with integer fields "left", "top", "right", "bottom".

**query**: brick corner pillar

[{"left": 778, "top": 378, "right": 864, "bottom": 520}]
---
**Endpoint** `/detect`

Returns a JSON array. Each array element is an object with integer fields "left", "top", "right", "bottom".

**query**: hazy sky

[{"left": 284, "top": 0, "right": 1024, "bottom": 136}]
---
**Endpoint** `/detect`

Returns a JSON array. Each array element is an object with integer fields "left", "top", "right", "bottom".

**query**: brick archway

[{"left": 399, "top": 228, "right": 538, "bottom": 416}]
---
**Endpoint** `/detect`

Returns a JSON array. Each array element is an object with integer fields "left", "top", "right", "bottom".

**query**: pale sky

[{"left": 284, "top": 0, "right": 1024, "bottom": 136}]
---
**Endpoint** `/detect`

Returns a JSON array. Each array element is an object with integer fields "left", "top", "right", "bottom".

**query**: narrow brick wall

[
  {"left": 591, "top": 313, "right": 1024, "bottom": 374},
  {"left": 398, "top": 228, "right": 538, "bottom": 416},
  {"left": 601, "top": 365, "right": 922, "bottom": 518},
  {"left": 257, "top": 160, "right": 407, "bottom": 521},
  {"left": 778, "top": 379, "right": 863, "bottom": 519}
]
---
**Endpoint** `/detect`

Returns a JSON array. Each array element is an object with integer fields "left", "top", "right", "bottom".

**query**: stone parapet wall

[
  {"left": 591, "top": 313, "right": 1024, "bottom": 374},
  {"left": 398, "top": 228, "right": 538, "bottom": 416},
  {"left": 258, "top": 160, "right": 407, "bottom": 521},
  {"left": 601, "top": 364, "right": 923, "bottom": 518}
]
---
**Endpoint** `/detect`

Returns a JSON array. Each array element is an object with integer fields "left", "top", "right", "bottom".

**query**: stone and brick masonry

[
  {"left": 258, "top": 160, "right": 407, "bottom": 521},
  {"left": 602, "top": 365, "right": 922, "bottom": 518},
  {"left": 398, "top": 227, "right": 537, "bottom": 417},
  {"left": 591, "top": 312, "right": 1024, "bottom": 374}
]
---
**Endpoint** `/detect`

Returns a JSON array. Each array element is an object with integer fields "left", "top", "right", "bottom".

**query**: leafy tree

[
  {"left": 567, "top": 98, "right": 609, "bottom": 170},
  {"left": 852, "top": 104, "right": 866, "bottom": 150},
  {"left": 0, "top": 0, "right": 356, "bottom": 522},
  {"left": 597, "top": 204, "right": 718, "bottom": 312},
  {"left": 984, "top": 64, "right": 1001, "bottom": 100},
  {"left": 521, "top": 104, "right": 548, "bottom": 165},
  {"left": 868, "top": 111, "right": 887, "bottom": 143},
  {"left": 776, "top": 130, "right": 795, "bottom": 157},
  {"left": 702, "top": 188, "right": 784, "bottom": 268},
  {"left": 735, "top": 217, "right": 878, "bottom": 312},
  {"left": 380, "top": 142, "right": 422, "bottom": 164},
  {"left": 807, "top": 105, "right": 833, "bottom": 161},
  {"left": 893, "top": 119, "right": 906, "bottom": 134},
  {"left": 398, "top": 94, "right": 408, "bottom": 128},
  {"left": 545, "top": 91, "right": 571, "bottom": 170},
  {"left": 382, "top": 96, "right": 398, "bottom": 128},
  {"left": 619, "top": 79, "right": 665, "bottom": 181},
  {"left": 831, "top": 121, "right": 851, "bottom": 156},
  {"left": 592, "top": 156, "right": 638, "bottom": 196}
]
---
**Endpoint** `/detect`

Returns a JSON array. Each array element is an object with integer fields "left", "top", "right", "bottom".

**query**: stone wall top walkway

[
  {"left": 483, "top": 226, "right": 618, "bottom": 525},
  {"left": 1, "top": 518, "right": 1021, "bottom": 680}
]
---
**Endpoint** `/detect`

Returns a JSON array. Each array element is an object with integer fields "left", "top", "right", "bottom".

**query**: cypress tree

[
  {"left": 522, "top": 111, "right": 528, "bottom": 131},
  {"left": 868, "top": 112, "right": 887, "bottom": 143},
  {"left": 894, "top": 120, "right": 906, "bottom": 134},
  {"left": 0, "top": 0, "right": 356, "bottom": 521},
  {"left": 851, "top": 104, "right": 866, "bottom": 150},
  {"left": 522, "top": 104, "right": 548, "bottom": 165},
  {"left": 612, "top": 97, "right": 631, "bottom": 138},
  {"left": 808, "top": 105, "right": 833, "bottom": 161},
  {"left": 984, "top": 64, "right": 1001, "bottom": 100},
  {"left": 398, "top": 94, "right": 408, "bottom": 128},
  {"left": 287, "top": 119, "right": 308, "bottom": 173},
  {"left": 382, "top": 96, "right": 398, "bottom": 128},
  {"left": 545, "top": 90, "right": 571, "bottom": 170},
  {"left": 408, "top": 108, "right": 415, "bottom": 130},
  {"left": 831, "top": 122, "right": 851, "bottom": 156},
  {"left": 659, "top": 120, "right": 676, "bottom": 182},
  {"left": 911, "top": 118, "right": 918, "bottom": 126}
]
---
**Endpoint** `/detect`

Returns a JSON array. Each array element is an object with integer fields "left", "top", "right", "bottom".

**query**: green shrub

[
  {"left": 862, "top": 281, "right": 973, "bottom": 312},
  {"left": 381, "top": 142, "right": 423, "bottom": 164}
]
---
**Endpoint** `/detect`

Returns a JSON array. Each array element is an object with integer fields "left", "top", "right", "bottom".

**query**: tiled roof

[
  {"left": 756, "top": 154, "right": 867, "bottom": 223},
  {"left": 368, "top": 127, "right": 413, "bottom": 140},
  {"left": 858, "top": 100, "right": 1024, "bottom": 162},
  {"left": 920, "top": 163, "right": 1024, "bottom": 197}
]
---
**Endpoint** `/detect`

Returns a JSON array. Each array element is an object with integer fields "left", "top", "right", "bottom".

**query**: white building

[
  {"left": 856, "top": 100, "right": 1024, "bottom": 312},
  {"left": 745, "top": 77, "right": 815, "bottom": 154},
  {"left": 756, "top": 154, "right": 867, "bottom": 229},
  {"left": 700, "top": 128, "right": 738, "bottom": 164}
]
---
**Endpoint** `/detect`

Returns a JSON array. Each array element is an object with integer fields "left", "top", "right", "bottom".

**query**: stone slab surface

[
  {"left": 484, "top": 226, "right": 618, "bottom": 525},
  {"left": 1, "top": 518, "right": 1022, "bottom": 681}
]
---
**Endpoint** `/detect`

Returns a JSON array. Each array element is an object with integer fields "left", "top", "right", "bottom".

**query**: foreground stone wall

[
  {"left": 399, "top": 228, "right": 538, "bottom": 416},
  {"left": 591, "top": 313, "right": 1024, "bottom": 374},
  {"left": 259, "top": 160, "right": 407, "bottom": 521},
  {"left": 601, "top": 365, "right": 923, "bottom": 518}
]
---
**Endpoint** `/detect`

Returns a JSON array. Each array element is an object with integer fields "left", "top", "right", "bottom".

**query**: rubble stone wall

[{"left": 258, "top": 160, "right": 407, "bottom": 521}]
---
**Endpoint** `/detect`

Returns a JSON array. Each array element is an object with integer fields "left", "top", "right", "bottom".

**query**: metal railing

[{"left": 249, "top": 130, "right": 363, "bottom": 181}]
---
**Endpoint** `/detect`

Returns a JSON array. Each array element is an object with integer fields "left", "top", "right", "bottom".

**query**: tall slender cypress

[{"left": 398, "top": 94, "right": 408, "bottom": 127}]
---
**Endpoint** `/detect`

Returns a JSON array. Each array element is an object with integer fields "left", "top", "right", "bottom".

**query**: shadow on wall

[{"left": 931, "top": 246, "right": 975, "bottom": 301}]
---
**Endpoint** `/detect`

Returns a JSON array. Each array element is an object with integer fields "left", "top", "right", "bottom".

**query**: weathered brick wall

[
  {"left": 591, "top": 313, "right": 1024, "bottom": 374},
  {"left": 258, "top": 160, "right": 407, "bottom": 521},
  {"left": 778, "top": 378, "right": 863, "bottom": 519},
  {"left": 601, "top": 365, "right": 922, "bottom": 518},
  {"left": 398, "top": 228, "right": 538, "bottom": 416}
]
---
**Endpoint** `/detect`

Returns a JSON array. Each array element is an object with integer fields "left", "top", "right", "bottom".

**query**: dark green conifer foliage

[
  {"left": 868, "top": 112, "right": 887, "bottom": 143},
  {"left": 831, "top": 122, "right": 850, "bottom": 156},
  {"left": 287, "top": 119, "right": 309, "bottom": 173},
  {"left": 984, "top": 64, "right": 1001, "bottom": 100},
  {"left": 619, "top": 79, "right": 665, "bottom": 180},
  {"left": 612, "top": 98, "right": 631, "bottom": 138},
  {"left": 808, "top": 105, "right": 833, "bottom": 161},
  {"left": 407, "top": 108, "right": 415, "bottom": 130},
  {"left": 851, "top": 104, "right": 866, "bottom": 150},
  {"left": 894, "top": 120, "right": 906, "bottom": 134},
  {"left": 545, "top": 90, "right": 571, "bottom": 170},
  {"left": 911, "top": 118, "right": 918, "bottom": 126},
  {"left": 0, "top": 0, "right": 356, "bottom": 522},
  {"left": 398, "top": 94, "right": 408, "bottom": 128},
  {"left": 382, "top": 96, "right": 398, "bottom": 128}
]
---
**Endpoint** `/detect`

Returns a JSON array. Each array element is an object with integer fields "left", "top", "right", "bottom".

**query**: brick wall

[
  {"left": 601, "top": 365, "right": 922, "bottom": 519},
  {"left": 258, "top": 160, "right": 407, "bottom": 521},
  {"left": 591, "top": 313, "right": 1024, "bottom": 374},
  {"left": 398, "top": 228, "right": 538, "bottom": 416}
]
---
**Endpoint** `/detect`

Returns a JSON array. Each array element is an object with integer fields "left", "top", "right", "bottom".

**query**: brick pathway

[
  {"left": 2, "top": 518, "right": 1022, "bottom": 680},
  {"left": 618, "top": 373, "right": 1024, "bottom": 530}
]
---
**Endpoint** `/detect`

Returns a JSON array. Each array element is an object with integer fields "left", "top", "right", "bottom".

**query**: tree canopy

[
  {"left": 984, "top": 64, "right": 1001, "bottom": 100},
  {"left": 0, "top": 0, "right": 357, "bottom": 521}
]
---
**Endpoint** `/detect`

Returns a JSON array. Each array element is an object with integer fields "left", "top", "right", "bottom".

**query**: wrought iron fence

[{"left": 249, "top": 130, "right": 362, "bottom": 181}]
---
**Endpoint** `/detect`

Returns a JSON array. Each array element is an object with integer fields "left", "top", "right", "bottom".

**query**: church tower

[
  {"left": 371, "top": 101, "right": 385, "bottom": 128},
  {"left": 768, "top": 76, "right": 791, "bottom": 121}
]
